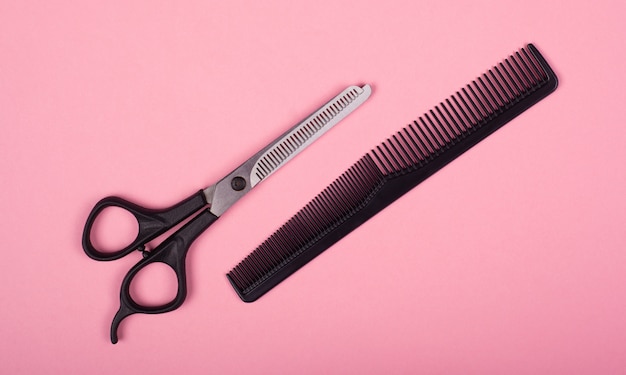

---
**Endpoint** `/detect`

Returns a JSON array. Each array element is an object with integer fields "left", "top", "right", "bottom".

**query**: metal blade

[{"left": 205, "top": 84, "right": 372, "bottom": 216}]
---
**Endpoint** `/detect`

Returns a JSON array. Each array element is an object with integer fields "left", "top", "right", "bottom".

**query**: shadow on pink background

[{"left": 1, "top": 1, "right": 625, "bottom": 374}]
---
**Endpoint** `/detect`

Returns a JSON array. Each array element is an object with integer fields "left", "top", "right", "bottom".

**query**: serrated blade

[
  {"left": 205, "top": 84, "right": 372, "bottom": 217},
  {"left": 250, "top": 84, "right": 371, "bottom": 186}
]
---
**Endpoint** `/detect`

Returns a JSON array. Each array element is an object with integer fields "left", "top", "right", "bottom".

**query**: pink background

[{"left": 2, "top": 0, "right": 625, "bottom": 373}]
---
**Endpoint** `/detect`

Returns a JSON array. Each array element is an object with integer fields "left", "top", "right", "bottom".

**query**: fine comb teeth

[{"left": 228, "top": 44, "right": 558, "bottom": 302}]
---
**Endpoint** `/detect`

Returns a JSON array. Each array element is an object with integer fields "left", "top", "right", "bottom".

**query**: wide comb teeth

[
  {"left": 228, "top": 44, "right": 557, "bottom": 302},
  {"left": 371, "top": 46, "right": 553, "bottom": 176}
]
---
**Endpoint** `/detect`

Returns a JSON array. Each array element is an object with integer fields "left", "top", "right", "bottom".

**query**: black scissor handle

[
  {"left": 110, "top": 209, "right": 219, "bottom": 344},
  {"left": 82, "top": 191, "right": 207, "bottom": 261}
]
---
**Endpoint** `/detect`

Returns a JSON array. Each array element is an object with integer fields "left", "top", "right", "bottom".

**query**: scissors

[{"left": 82, "top": 84, "right": 371, "bottom": 343}]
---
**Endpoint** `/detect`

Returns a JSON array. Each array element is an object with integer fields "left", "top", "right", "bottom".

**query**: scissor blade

[
  {"left": 249, "top": 85, "right": 372, "bottom": 186},
  {"left": 205, "top": 84, "right": 372, "bottom": 216}
]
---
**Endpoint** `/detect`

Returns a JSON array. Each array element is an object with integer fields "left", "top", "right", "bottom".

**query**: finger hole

[
  {"left": 89, "top": 206, "right": 139, "bottom": 252},
  {"left": 129, "top": 263, "right": 178, "bottom": 307}
]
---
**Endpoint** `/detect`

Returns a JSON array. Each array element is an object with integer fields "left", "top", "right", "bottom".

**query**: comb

[{"left": 227, "top": 43, "right": 558, "bottom": 302}]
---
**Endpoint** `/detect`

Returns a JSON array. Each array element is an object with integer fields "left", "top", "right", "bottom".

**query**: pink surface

[{"left": 2, "top": 1, "right": 625, "bottom": 373}]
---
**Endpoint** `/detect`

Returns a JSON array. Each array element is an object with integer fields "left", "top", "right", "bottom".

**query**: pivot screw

[{"left": 231, "top": 176, "right": 246, "bottom": 191}]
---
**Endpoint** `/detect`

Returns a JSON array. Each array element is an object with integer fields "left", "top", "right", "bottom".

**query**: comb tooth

[
  {"left": 512, "top": 52, "right": 534, "bottom": 88},
  {"left": 504, "top": 59, "right": 527, "bottom": 94},
  {"left": 349, "top": 163, "right": 372, "bottom": 201},
  {"left": 327, "top": 178, "right": 350, "bottom": 215},
  {"left": 280, "top": 219, "right": 306, "bottom": 255},
  {"left": 522, "top": 47, "right": 547, "bottom": 81},
  {"left": 481, "top": 73, "right": 506, "bottom": 109},
  {"left": 469, "top": 78, "right": 496, "bottom": 115},
  {"left": 296, "top": 203, "right": 322, "bottom": 238},
  {"left": 396, "top": 130, "right": 422, "bottom": 168},
  {"left": 429, "top": 109, "right": 455, "bottom": 145},
  {"left": 479, "top": 75, "right": 501, "bottom": 108},
  {"left": 499, "top": 62, "right": 522, "bottom": 98},
  {"left": 316, "top": 189, "right": 338, "bottom": 221},
  {"left": 446, "top": 98, "right": 469, "bottom": 133},
  {"left": 284, "top": 216, "right": 313, "bottom": 254},
  {"left": 298, "top": 202, "right": 323, "bottom": 237},
  {"left": 341, "top": 162, "right": 365, "bottom": 202},
  {"left": 319, "top": 186, "right": 344, "bottom": 221},
  {"left": 436, "top": 104, "right": 461, "bottom": 139},
  {"left": 435, "top": 105, "right": 459, "bottom": 137},
  {"left": 388, "top": 136, "right": 410, "bottom": 172},
  {"left": 491, "top": 66, "right": 515, "bottom": 105},
  {"left": 400, "top": 127, "right": 427, "bottom": 163},
  {"left": 233, "top": 268, "right": 250, "bottom": 290},
  {"left": 300, "top": 200, "right": 325, "bottom": 233},
  {"left": 341, "top": 169, "right": 362, "bottom": 206},
  {"left": 382, "top": 141, "right": 404, "bottom": 173},
  {"left": 339, "top": 172, "right": 361, "bottom": 209},
  {"left": 423, "top": 112, "right": 449, "bottom": 148},
  {"left": 254, "top": 251, "right": 273, "bottom": 278},
  {"left": 228, "top": 268, "right": 245, "bottom": 290},
  {"left": 498, "top": 63, "right": 521, "bottom": 101},
  {"left": 487, "top": 69, "right": 510, "bottom": 106},
  {"left": 461, "top": 87, "right": 485, "bottom": 124},
  {"left": 422, "top": 116, "right": 446, "bottom": 149},
  {"left": 475, "top": 77, "right": 499, "bottom": 114},
  {"left": 439, "top": 101, "right": 462, "bottom": 136},
  {"left": 309, "top": 197, "right": 334, "bottom": 233},
  {"left": 467, "top": 83, "right": 490, "bottom": 119},
  {"left": 414, "top": 118, "right": 438, "bottom": 154},
  {"left": 261, "top": 236, "right": 283, "bottom": 267},
  {"left": 247, "top": 251, "right": 268, "bottom": 281},
  {"left": 455, "top": 92, "right": 479, "bottom": 129},
  {"left": 377, "top": 143, "right": 395, "bottom": 173},
  {"left": 255, "top": 244, "right": 277, "bottom": 270},
  {"left": 373, "top": 145, "right": 393, "bottom": 175},
  {"left": 370, "top": 149, "right": 388, "bottom": 175},
  {"left": 332, "top": 174, "right": 356, "bottom": 209},
  {"left": 280, "top": 217, "right": 307, "bottom": 253},
  {"left": 265, "top": 224, "right": 289, "bottom": 262},
  {"left": 515, "top": 51, "right": 539, "bottom": 87},
  {"left": 291, "top": 214, "right": 312, "bottom": 244},
  {"left": 284, "top": 220, "right": 305, "bottom": 255},
  {"left": 504, "top": 56, "right": 526, "bottom": 91},
  {"left": 322, "top": 180, "right": 345, "bottom": 219},
  {"left": 409, "top": 121, "right": 435, "bottom": 158},
  {"left": 276, "top": 219, "right": 302, "bottom": 258},
  {"left": 273, "top": 227, "right": 296, "bottom": 262},
  {"left": 248, "top": 245, "right": 269, "bottom": 272},
  {"left": 346, "top": 170, "right": 366, "bottom": 209},
  {"left": 238, "top": 255, "right": 259, "bottom": 282},
  {"left": 521, "top": 48, "right": 544, "bottom": 82},
  {"left": 359, "top": 155, "right": 384, "bottom": 187},
  {"left": 237, "top": 257, "right": 257, "bottom": 286}
]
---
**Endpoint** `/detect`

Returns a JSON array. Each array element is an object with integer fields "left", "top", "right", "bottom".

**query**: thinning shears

[{"left": 82, "top": 85, "right": 371, "bottom": 343}]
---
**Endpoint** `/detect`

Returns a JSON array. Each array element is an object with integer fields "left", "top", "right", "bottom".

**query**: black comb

[{"left": 227, "top": 43, "right": 558, "bottom": 302}]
